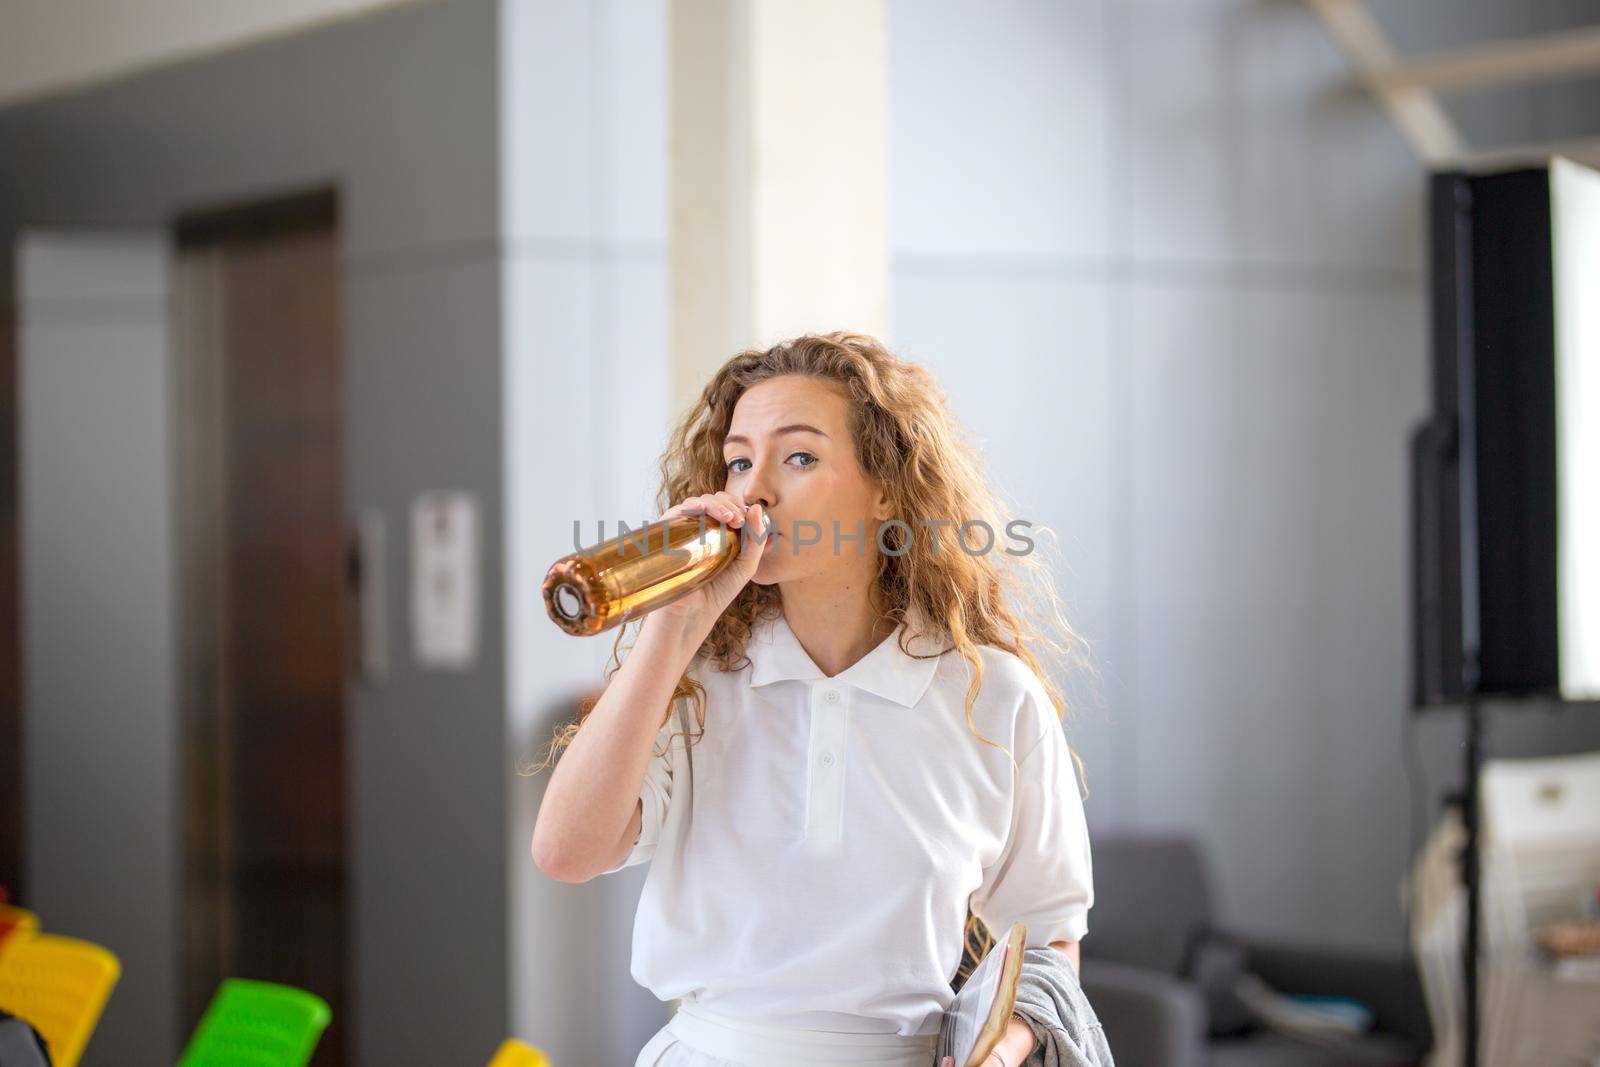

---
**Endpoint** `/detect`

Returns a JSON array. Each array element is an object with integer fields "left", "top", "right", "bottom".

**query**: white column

[{"left": 669, "top": 0, "right": 888, "bottom": 414}]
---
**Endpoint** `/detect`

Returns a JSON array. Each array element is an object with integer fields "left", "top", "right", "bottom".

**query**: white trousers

[{"left": 634, "top": 1000, "right": 940, "bottom": 1067}]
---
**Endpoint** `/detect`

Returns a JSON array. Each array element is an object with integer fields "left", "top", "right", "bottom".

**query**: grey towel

[
  {"left": 0, "top": 1011, "right": 52, "bottom": 1067},
  {"left": 1007, "top": 947, "right": 1116, "bottom": 1067}
]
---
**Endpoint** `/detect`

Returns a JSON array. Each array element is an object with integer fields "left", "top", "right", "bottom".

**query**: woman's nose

[
  {"left": 741, "top": 480, "right": 772, "bottom": 510},
  {"left": 735, "top": 460, "right": 774, "bottom": 511}
]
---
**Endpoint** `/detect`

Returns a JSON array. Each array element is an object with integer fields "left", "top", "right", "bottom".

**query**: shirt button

[
  {"left": 820, "top": 751, "right": 836, "bottom": 766},
  {"left": 824, "top": 689, "right": 840, "bottom": 703}
]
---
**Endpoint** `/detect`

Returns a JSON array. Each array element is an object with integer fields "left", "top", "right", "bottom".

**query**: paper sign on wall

[{"left": 411, "top": 491, "right": 479, "bottom": 670}]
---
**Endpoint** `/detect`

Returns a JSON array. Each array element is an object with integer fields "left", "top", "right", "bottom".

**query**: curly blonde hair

[{"left": 533, "top": 330, "right": 1098, "bottom": 988}]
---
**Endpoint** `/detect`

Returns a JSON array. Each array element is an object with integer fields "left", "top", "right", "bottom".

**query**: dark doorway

[{"left": 173, "top": 188, "right": 349, "bottom": 1067}]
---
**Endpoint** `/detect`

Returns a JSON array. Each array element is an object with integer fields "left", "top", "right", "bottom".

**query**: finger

[
  {"left": 714, "top": 491, "right": 744, "bottom": 525},
  {"left": 717, "top": 496, "right": 744, "bottom": 526},
  {"left": 736, "top": 504, "right": 768, "bottom": 560},
  {"left": 664, "top": 501, "right": 702, "bottom": 523},
  {"left": 675, "top": 494, "right": 739, "bottom": 528},
  {"left": 749, "top": 502, "right": 768, "bottom": 538}
]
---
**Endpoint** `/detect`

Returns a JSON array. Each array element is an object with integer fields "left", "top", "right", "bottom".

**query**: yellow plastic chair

[
  {"left": 0, "top": 905, "right": 38, "bottom": 945},
  {"left": 488, "top": 1037, "right": 552, "bottom": 1067},
  {"left": 0, "top": 933, "right": 121, "bottom": 1067}
]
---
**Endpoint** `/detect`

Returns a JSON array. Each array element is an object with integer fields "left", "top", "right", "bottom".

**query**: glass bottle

[{"left": 543, "top": 515, "right": 741, "bottom": 636}]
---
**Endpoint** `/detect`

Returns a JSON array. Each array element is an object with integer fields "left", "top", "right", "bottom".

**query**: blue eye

[{"left": 724, "top": 452, "right": 817, "bottom": 473}]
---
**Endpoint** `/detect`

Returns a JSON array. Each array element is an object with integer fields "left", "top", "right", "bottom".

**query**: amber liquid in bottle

[{"left": 543, "top": 515, "right": 742, "bottom": 636}]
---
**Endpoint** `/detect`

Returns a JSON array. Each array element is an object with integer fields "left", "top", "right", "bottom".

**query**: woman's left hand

[{"left": 940, "top": 1012, "right": 1036, "bottom": 1067}]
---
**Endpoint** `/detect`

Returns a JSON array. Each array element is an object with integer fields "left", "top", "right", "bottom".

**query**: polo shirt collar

[{"left": 747, "top": 611, "right": 946, "bottom": 708}]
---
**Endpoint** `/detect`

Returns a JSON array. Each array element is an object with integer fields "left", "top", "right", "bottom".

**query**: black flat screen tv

[{"left": 1413, "top": 157, "right": 1600, "bottom": 708}]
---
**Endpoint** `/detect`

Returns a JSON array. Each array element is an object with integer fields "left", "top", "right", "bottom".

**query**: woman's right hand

[{"left": 644, "top": 491, "right": 773, "bottom": 637}]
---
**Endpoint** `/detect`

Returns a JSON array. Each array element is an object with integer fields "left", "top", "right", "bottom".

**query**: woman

[{"left": 531, "top": 332, "right": 1099, "bottom": 1067}]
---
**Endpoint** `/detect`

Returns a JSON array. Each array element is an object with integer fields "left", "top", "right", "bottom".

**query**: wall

[
  {"left": 0, "top": 0, "right": 419, "bottom": 108},
  {"left": 887, "top": 0, "right": 1600, "bottom": 954},
  {"left": 17, "top": 234, "right": 180, "bottom": 1060},
  {"left": 498, "top": 0, "right": 675, "bottom": 1060},
  {"left": 0, "top": 280, "right": 17, "bottom": 903},
  {"left": 0, "top": 2, "right": 509, "bottom": 1063}
]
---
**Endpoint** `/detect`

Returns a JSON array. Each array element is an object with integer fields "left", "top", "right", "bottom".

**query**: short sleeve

[
  {"left": 598, "top": 709, "right": 677, "bottom": 875},
  {"left": 969, "top": 702, "right": 1095, "bottom": 948}
]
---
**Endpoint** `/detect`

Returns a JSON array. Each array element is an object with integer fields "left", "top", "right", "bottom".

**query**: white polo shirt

[{"left": 601, "top": 610, "right": 1094, "bottom": 1037}]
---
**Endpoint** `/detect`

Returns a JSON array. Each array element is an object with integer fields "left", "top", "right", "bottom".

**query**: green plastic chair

[{"left": 178, "top": 978, "right": 331, "bottom": 1067}]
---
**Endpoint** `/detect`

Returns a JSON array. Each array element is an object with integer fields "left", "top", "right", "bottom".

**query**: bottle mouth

[{"left": 551, "top": 582, "right": 585, "bottom": 621}]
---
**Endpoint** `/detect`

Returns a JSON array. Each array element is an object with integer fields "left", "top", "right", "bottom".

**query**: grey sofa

[{"left": 1077, "top": 835, "right": 1433, "bottom": 1067}]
